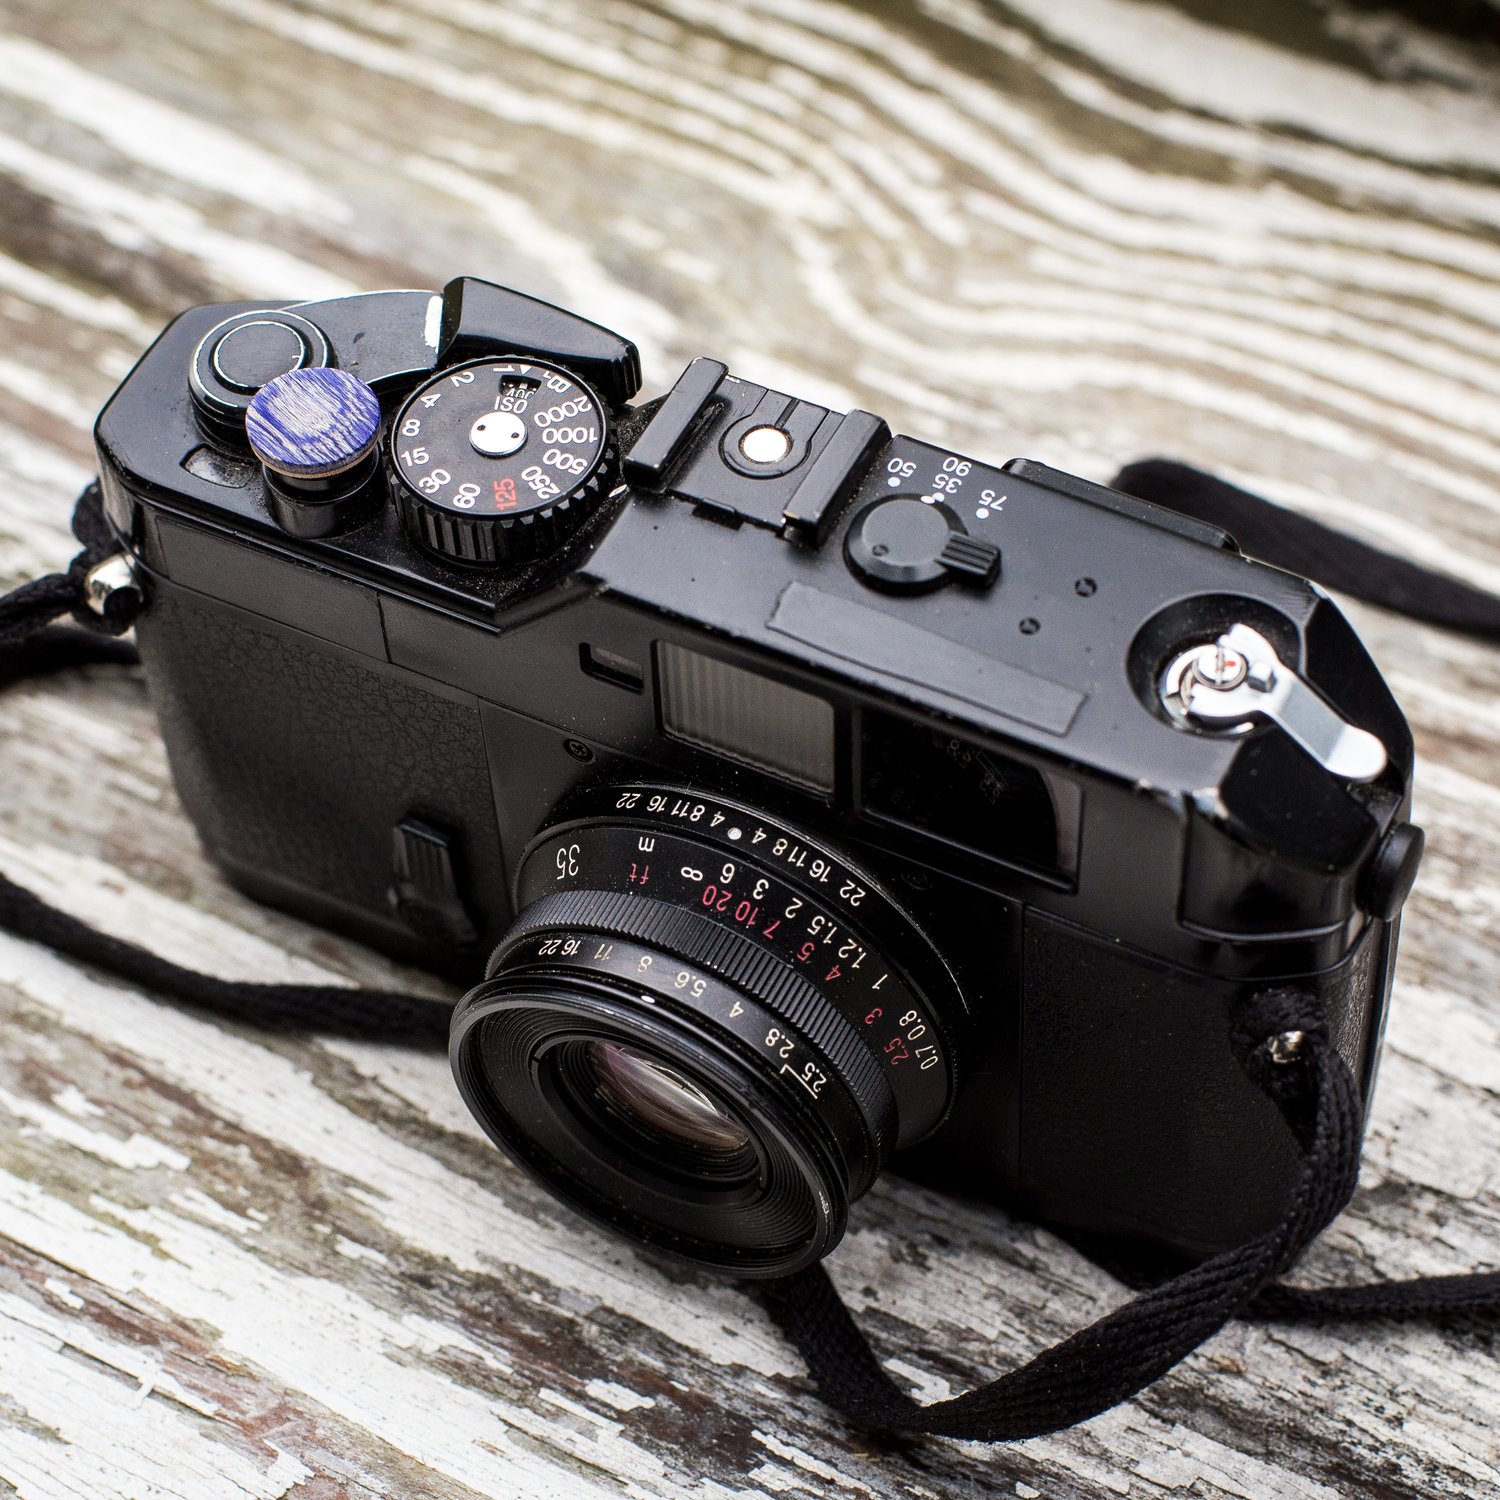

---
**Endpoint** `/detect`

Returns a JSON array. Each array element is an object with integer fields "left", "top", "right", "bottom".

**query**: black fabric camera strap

[
  {"left": 1113, "top": 460, "right": 1500, "bottom": 642},
  {"left": 0, "top": 485, "right": 452, "bottom": 1046},
  {"left": 1, "top": 466, "right": 1497, "bottom": 1445}
]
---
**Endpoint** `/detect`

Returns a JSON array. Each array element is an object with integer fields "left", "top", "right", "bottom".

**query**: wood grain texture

[{"left": 1, "top": 1, "right": 1499, "bottom": 1495}]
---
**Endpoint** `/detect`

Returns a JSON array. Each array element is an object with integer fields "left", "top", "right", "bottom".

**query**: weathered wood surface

[{"left": 1, "top": 1, "right": 1499, "bottom": 1495}]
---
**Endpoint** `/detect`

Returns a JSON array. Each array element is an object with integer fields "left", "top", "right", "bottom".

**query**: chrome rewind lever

[{"left": 1161, "top": 623, "right": 1388, "bottom": 783}]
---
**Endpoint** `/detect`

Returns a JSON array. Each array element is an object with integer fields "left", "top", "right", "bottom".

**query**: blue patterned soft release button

[{"left": 246, "top": 367, "right": 382, "bottom": 479}]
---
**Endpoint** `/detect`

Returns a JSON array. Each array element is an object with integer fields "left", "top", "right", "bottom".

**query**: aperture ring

[{"left": 488, "top": 888, "right": 898, "bottom": 1167}]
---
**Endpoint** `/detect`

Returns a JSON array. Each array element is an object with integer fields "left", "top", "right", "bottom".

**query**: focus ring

[{"left": 489, "top": 887, "right": 898, "bottom": 1165}]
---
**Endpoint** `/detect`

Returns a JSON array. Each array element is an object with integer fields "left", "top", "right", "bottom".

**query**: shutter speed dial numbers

[{"left": 390, "top": 357, "right": 615, "bottom": 566}]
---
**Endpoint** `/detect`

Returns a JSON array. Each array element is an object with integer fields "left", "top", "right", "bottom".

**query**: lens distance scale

[
  {"left": 390, "top": 356, "right": 615, "bottom": 565},
  {"left": 517, "top": 785, "right": 961, "bottom": 1146}
]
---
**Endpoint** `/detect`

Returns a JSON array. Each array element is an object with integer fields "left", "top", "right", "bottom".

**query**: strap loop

[{"left": 0, "top": 481, "right": 143, "bottom": 650}]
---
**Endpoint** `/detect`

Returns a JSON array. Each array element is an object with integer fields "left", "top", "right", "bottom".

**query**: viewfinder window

[{"left": 861, "top": 713, "right": 1080, "bottom": 880}]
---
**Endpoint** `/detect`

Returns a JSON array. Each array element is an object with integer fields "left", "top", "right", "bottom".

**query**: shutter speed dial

[{"left": 390, "top": 357, "right": 615, "bottom": 566}]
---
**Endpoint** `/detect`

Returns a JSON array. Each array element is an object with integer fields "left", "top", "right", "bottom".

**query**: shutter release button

[
  {"left": 845, "top": 496, "right": 1001, "bottom": 593},
  {"left": 189, "top": 308, "right": 332, "bottom": 438},
  {"left": 212, "top": 319, "right": 309, "bottom": 392}
]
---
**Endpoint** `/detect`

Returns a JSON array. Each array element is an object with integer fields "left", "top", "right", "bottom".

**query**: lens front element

[
  {"left": 585, "top": 1040, "right": 756, "bottom": 1162},
  {"left": 450, "top": 786, "right": 964, "bottom": 1277}
]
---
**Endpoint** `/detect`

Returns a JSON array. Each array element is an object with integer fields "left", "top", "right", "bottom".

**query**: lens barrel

[{"left": 450, "top": 785, "right": 963, "bottom": 1277}]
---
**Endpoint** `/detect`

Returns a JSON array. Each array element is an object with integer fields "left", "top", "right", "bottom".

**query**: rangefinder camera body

[{"left": 92, "top": 279, "right": 1419, "bottom": 1275}]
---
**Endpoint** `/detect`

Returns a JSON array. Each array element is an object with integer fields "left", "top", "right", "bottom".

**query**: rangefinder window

[
  {"left": 860, "top": 713, "right": 1080, "bottom": 881},
  {"left": 657, "top": 642, "right": 836, "bottom": 795}
]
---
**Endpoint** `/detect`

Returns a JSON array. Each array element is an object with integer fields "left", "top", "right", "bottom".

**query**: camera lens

[{"left": 450, "top": 785, "right": 963, "bottom": 1277}]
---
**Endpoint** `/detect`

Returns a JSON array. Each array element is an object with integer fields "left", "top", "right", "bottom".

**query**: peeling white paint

[
  {"left": 0, "top": 133, "right": 354, "bottom": 301},
  {"left": 0, "top": 251, "right": 154, "bottom": 342},
  {"left": 0, "top": 900, "right": 800, "bottom": 1382},
  {"left": 0, "top": 1085, "right": 192, "bottom": 1172},
  {"left": 996, "top": 0, "right": 1500, "bottom": 173}
]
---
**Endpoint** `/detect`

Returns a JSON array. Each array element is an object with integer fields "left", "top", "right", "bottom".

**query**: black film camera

[{"left": 94, "top": 279, "right": 1422, "bottom": 1276}]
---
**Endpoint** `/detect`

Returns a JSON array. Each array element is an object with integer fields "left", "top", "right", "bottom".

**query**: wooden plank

[{"left": 1, "top": 1, "right": 1498, "bottom": 1495}]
